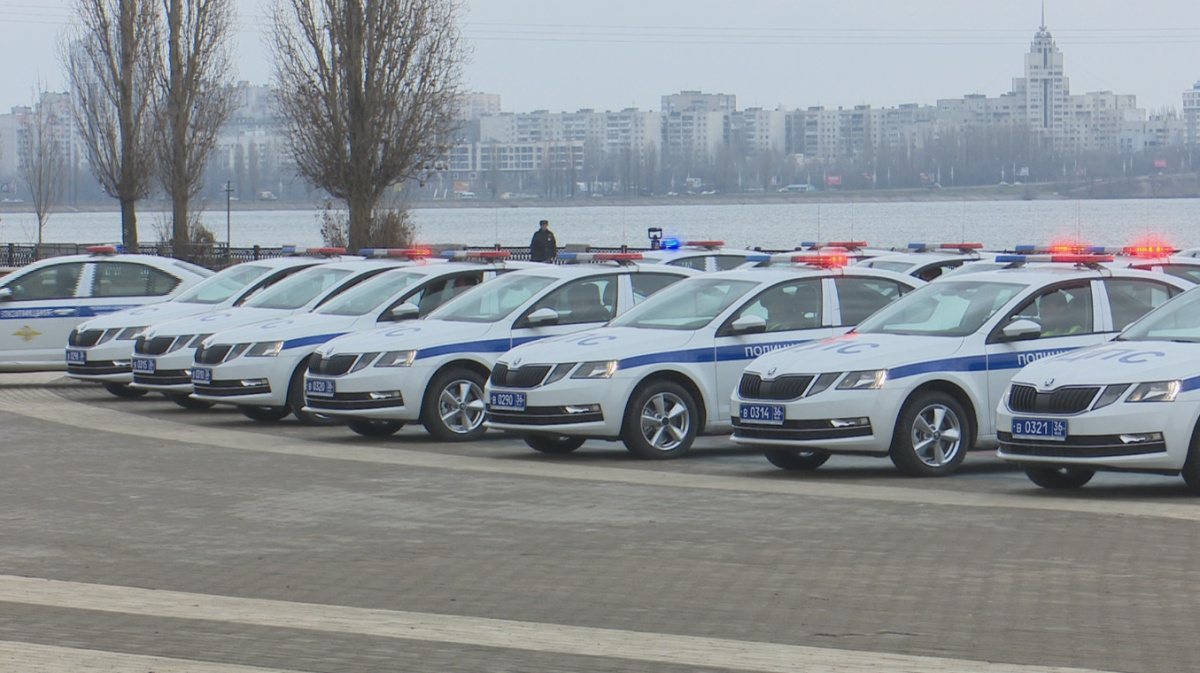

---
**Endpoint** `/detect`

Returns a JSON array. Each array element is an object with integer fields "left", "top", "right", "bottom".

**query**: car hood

[
  {"left": 314, "top": 319, "right": 503, "bottom": 359},
  {"left": 76, "top": 300, "right": 218, "bottom": 331},
  {"left": 743, "top": 332, "right": 969, "bottom": 377},
  {"left": 201, "top": 311, "right": 371, "bottom": 348},
  {"left": 497, "top": 326, "right": 702, "bottom": 368},
  {"left": 142, "top": 307, "right": 291, "bottom": 340},
  {"left": 1010, "top": 340, "right": 1200, "bottom": 388}
]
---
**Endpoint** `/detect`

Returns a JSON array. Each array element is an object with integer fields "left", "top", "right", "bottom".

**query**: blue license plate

[
  {"left": 306, "top": 378, "right": 335, "bottom": 397},
  {"left": 191, "top": 367, "right": 212, "bottom": 384},
  {"left": 1012, "top": 417, "right": 1068, "bottom": 441},
  {"left": 490, "top": 391, "right": 526, "bottom": 411},
  {"left": 740, "top": 403, "right": 785, "bottom": 425},
  {"left": 132, "top": 357, "right": 155, "bottom": 374},
  {"left": 65, "top": 349, "right": 86, "bottom": 365}
]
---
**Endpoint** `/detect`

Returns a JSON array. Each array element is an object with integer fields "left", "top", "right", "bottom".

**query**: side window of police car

[
  {"left": 1103, "top": 278, "right": 1180, "bottom": 331},
  {"left": 413, "top": 273, "right": 483, "bottom": 314},
  {"left": 722, "top": 281, "right": 823, "bottom": 335},
  {"left": 92, "top": 262, "right": 180, "bottom": 298},
  {"left": 833, "top": 277, "right": 910, "bottom": 325},
  {"left": 631, "top": 272, "right": 685, "bottom": 305},
  {"left": 1009, "top": 284, "right": 1094, "bottom": 338},
  {"left": 667, "top": 257, "right": 707, "bottom": 271},
  {"left": 713, "top": 255, "right": 747, "bottom": 271},
  {"left": 522, "top": 276, "right": 616, "bottom": 327},
  {"left": 6, "top": 262, "right": 85, "bottom": 301}
]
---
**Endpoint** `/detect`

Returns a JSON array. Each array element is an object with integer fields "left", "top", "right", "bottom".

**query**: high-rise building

[{"left": 1184, "top": 82, "right": 1200, "bottom": 147}]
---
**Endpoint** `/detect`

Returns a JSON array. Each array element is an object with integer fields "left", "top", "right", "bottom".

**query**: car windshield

[
  {"left": 172, "top": 263, "right": 275, "bottom": 305},
  {"left": 1117, "top": 287, "right": 1200, "bottom": 342},
  {"left": 242, "top": 267, "right": 353, "bottom": 310},
  {"left": 316, "top": 269, "right": 423, "bottom": 317},
  {"left": 855, "top": 280, "right": 1026, "bottom": 336},
  {"left": 610, "top": 277, "right": 759, "bottom": 330},
  {"left": 427, "top": 272, "right": 556, "bottom": 323},
  {"left": 863, "top": 260, "right": 915, "bottom": 273}
]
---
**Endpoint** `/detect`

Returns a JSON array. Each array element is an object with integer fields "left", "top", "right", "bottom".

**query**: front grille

[
  {"left": 308, "top": 353, "right": 359, "bottom": 376},
  {"left": 133, "top": 369, "right": 192, "bottom": 386},
  {"left": 1008, "top": 385, "right": 1100, "bottom": 414},
  {"left": 136, "top": 335, "right": 178, "bottom": 355},
  {"left": 69, "top": 329, "right": 103, "bottom": 347},
  {"left": 194, "top": 344, "right": 232, "bottom": 365},
  {"left": 739, "top": 374, "right": 815, "bottom": 401},
  {"left": 732, "top": 418, "right": 873, "bottom": 441},
  {"left": 490, "top": 364, "right": 552, "bottom": 389},
  {"left": 67, "top": 360, "right": 127, "bottom": 376},
  {"left": 998, "top": 432, "right": 1166, "bottom": 458},
  {"left": 486, "top": 405, "right": 604, "bottom": 426}
]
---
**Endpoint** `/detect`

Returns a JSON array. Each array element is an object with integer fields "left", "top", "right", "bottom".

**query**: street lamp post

[{"left": 224, "top": 181, "right": 234, "bottom": 260}]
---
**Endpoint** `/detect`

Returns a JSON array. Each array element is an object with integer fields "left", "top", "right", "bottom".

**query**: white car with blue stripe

[
  {"left": 730, "top": 254, "right": 1194, "bottom": 476},
  {"left": 65, "top": 256, "right": 324, "bottom": 395},
  {"left": 484, "top": 259, "right": 920, "bottom": 458},
  {"left": 635, "top": 239, "right": 758, "bottom": 272},
  {"left": 301, "top": 256, "right": 699, "bottom": 441},
  {"left": 129, "top": 252, "right": 416, "bottom": 407},
  {"left": 0, "top": 247, "right": 211, "bottom": 373},
  {"left": 996, "top": 285, "right": 1200, "bottom": 491},
  {"left": 189, "top": 254, "right": 536, "bottom": 426}
]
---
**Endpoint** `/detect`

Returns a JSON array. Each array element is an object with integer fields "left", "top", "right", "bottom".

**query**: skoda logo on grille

[
  {"left": 513, "top": 357, "right": 522, "bottom": 367},
  {"left": 766, "top": 367, "right": 777, "bottom": 378},
  {"left": 1043, "top": 377, "right": 1055, "bottom": 388}
]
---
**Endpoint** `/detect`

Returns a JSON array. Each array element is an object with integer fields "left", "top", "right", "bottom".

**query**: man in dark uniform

[{"left": 529, "top": 219, "right": 558, "bottom": 262}]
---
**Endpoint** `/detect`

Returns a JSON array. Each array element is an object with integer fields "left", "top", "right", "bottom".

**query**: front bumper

[
  {"left": 302, "top": 365, "right": 432, "bottom": 422},
  {"left": 729, "top": 386, "right": 905, "bottom": 455},
  {"left": 189, "top": 355, "right": 294, "bottom": 407},
  {"left": 65, "top": 341, "right": 136, "bottom": 383},
  {"left": 130, "top": 348, "right": 198, "bottom": 393},
  {"left": 483, "top": 376, "right": 629, "bottom": 438}
]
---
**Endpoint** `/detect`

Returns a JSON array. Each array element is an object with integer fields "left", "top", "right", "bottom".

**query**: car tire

[
  {"left": 103, "top": 382, "right": 147, "bottom": 399},
  {"left": 523, "top": 434, "right": 587, "bottom": 454},
  {"left": 346, "top": 419, "right": 404, "bottom": 438},
  {"left": 238, "top": 405, "right": 290, "bottom": 422},
  {"left": 622, "top": 380, "right": 698, "bottom": 460},
  {"left": 288, "top": 362, "right": 340, "bottom": 426},
  {"left": 1024, "top": 465, "right": 1095, "bottom": 490},
  {"left": 1183, "top": 429, "right": 1200, "bottom": 493},
  {"left": 765, "top": 449, "right": 831, "bottom": 471},
  {"left": 166, "top": 393, "right": 213, "bottom": 410},
  {"left": 889, "top": 390, "right": 971, "bottom": 477},
  {"left": 423, "top": 367, "right": 487, "bottom": 442}
]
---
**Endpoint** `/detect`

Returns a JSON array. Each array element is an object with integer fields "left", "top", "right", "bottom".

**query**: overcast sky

[{"left": 2, "top": 0, "right": 1199, "bottom": 115}]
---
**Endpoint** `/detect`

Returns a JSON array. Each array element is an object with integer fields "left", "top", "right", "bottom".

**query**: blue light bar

[{"left": 995, "top": 255, "right": 1027, "bottom": 263}]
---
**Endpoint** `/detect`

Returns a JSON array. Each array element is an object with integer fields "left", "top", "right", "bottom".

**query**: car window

[
  {"left": 614, "top": 277, "right": 758, "bottom": 331},
  {"left": 173, "top": 263, "right": 274, "bottom": 305},
  {"left": 630, "top": 272, "right": 686, "bottom": 305},
  {"left": 1133, "top": 263, "right": 1200, "bottom": 285},
  {"left": 92, "top": 262, "right": 181, "bottom": 297},
  {"left": 713, "top": 255, "right": 747, "bottom": 271},
  {"left": 523, "top": 276, "right": 617, "bottom": 327},
  {"left": 5, "top": 262, "right": 85, "bottom": 300},
  {"left": 429, "top": 273, "right": 556, "bottom": 323},
  {"left": 666, "top": 257, "right": 707, "bottom": 271},
  {"left": 1009, "top": 283, "right": 1094, "bottom": 337},
  {"left": 316, "top": 269, "right": 424, "bottom": 317},
  {"left": 1119, "top": 287, "right": 1200, "bottom": 342},
  {"left": 243, "top": 267, "right": 353, "bottom": 310},
  {"left": 834, "top": 277, "right": 911, "bottom": 325},
  {"left": 723, "top": 280, "right": 822, "bottom": 334},
  {"left": 1103, "top": 278, "right": 1181, "bottom": 331},
  {"left": 863, "top": 260, "right": 913, "bottom": 273},
  {"left": 857, "top": 280, "right": 1025, "bottom": 337}
]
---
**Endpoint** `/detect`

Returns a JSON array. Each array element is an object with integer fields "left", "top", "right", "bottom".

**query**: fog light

[
  {"left": 240, "top": 378, "right": 268, "bottom": 387},
  {"left": 564, "top": 404, "right": 600, "bottom": 414},
  {"left": 830, "top": 417, "right": 869, "bottom": 428},
  {"left": 113, "top": 360, "right": 131, "bottom": 367},
  {"left": 368, "top": 390, "right": 403, "bottom": 401},
  {"left": 1120, "top": 432, "right": 1163, "bottom": 444}
]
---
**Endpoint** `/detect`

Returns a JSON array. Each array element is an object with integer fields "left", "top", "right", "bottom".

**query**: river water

[{"left": 2, "top": 198, "right": 1197, "bottom": 251}]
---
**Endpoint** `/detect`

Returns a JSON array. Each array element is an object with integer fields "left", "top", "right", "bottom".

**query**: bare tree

[
  {"left": 269, "top": 0, "right": 466, "bottom": 252},
  {"left": 62, "top": 0, "right": 161, "bottom": 250},
  {"left": 157, "top": 0, "right": 237, "bottom": 256},
  {"left": 17, "top": 87, "right": 69, "bottom": 256}
]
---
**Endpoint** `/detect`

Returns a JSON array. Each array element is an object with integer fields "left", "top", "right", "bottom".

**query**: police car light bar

[
  {"left": 359, "top": 247, "right": 433, "bottom": 259},
  {"left": 440, "top": 250, "right": 511, "bottom": 261},
  {"left": 86, "top": 245, "right": 119, "bottom": 255},
  {"left": 905, "top": 242, "right": 983, "bottom": 253},
  {"left": 1121, "top": 245, "right": 1176, "bottom": 258},
  {"left": 559, "top": 252, "right": 644, "bottom": 263},
  {"left": 685, "top": 240, "right": 725, "bottom": 249},
  {"left": 281, "top": 246, "right": 347, "bottom": 256},
  {"left": 802, "top": 241, "right": 868, "bottom": 250},
  {"left": 791, "top": 252, "right": 850, "bottom": 268},
  {"left": 995, "top": 253, "right": 1115, "bottom": 265}
]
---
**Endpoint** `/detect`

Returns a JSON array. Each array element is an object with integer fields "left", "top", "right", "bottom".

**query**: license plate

[
  {"left": 490, "top": 391, "right": 526, "bottom": 411},
  {"left": 66, "top": 349, "right": 86, "bottom": 365},
  {"left": 191, "top": 367, "right": 212, "bottom": 384},
  {"left": 1012, "top": 417, "right": 1068, "bottom": 441},
  {"left": 740, "top": 403, "right": 785, "bottom": 425},
  {"left": 306, "top": 378, "right": 335, "bottom": 397},
  {"left": 132, "top": 357, "right": 156, "bottom": 374}
]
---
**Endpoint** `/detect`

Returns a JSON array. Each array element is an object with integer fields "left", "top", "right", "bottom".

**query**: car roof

[
  {"left": 502, "top": 262, "right": 703, "bottom": 280},
  {"left": 9, "top": 252, "right": 213, "bottom": 279},
  {"left": 688, "top": 264, "right": 920, "bottom": 285},
  {"left": 931, "top": 263, "right": 1194, "bottom": 287}
]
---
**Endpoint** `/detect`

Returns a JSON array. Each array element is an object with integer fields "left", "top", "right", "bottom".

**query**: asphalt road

[{"left": 0, "top": 373, "right": 1196, "bottom": 673}]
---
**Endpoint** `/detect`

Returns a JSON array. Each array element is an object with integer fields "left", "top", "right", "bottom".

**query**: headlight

[
  {"left": 1091, "top": 383, "right": 1130, "bottom": 410},
  {"left": 96, "top": 328, "right": 122, "bottom": 345},
  {"left": 117, "top": 326, "right": 148, "bottom": 341},
  {"left": 1126, "top": 380, "right": 1180, "bottom": 403},
  {"left": 167, "top": 335, "right": 195, "bottom": 352},
  {"left": 375, "top": 350, "right": 416, "bottom": 368},
  {"left": 836, "top": 369, "right": 888, "bottom": 390},
  {"left": 572, "top": 360, "right": 618, "bottom": 379},
  {"left": 245, "top": 341, "right": 284, "bottom": 357}
]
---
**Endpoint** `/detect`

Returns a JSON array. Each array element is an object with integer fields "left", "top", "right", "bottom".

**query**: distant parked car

[{"left": 779, "top": 184, "right": 816, "bottom": 193}]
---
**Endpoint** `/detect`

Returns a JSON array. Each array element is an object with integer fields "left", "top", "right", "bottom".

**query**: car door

[
  {"left": 712, "top": 278, "right": 835, "bottom": 422},
  {"left": 983, "top": 280, "right": 1109, "bottom": 435},
  {"left": 90, "top": 261, "right": 182, "bottom": 315},
  {"left": 0, "top": 260, "right": 90, "bottom": 366}
]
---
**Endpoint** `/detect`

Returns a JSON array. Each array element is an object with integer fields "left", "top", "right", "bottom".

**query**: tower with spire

[{"left": 1011, "top": 2, "right": 1070, "bottom": 141}]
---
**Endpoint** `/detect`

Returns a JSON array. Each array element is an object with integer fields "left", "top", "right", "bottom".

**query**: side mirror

[
  {"left": 729, "top": 314, "right": 767, "bottom": 334},
  {"left": 524, "top": 307, "right": 560, "bottom": 326},
  {"left": 998, "top": 318, "right": 1042, "bottom": 342},
  {"left": 0, "top": 287, "right": 11, "bottom": 302},
  {"left": 386, "top": 303, "right": 420, "bottom": 321}
]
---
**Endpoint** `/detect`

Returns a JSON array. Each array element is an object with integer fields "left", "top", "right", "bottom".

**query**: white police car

[
  {"left": 0, "top": 247, "right": 211, "bottom": 372},
  {"left": 190, "top": 253, "right": 535, "bottom": 426},
  {"left": 996, "top": 285, "right": 1200, "bottom": 490},
  {"left": 485, "top": 255, "right": 920, "bottom": 458},
  {"left": 730, "top": 253, "right": 1194, "bottom": 476},
  {"left": 856, "top": 243, "right": 995, "bottom": 281},
  {"left": 636, "top": 239, "right": 758, "bottom": 272},
  {"left": 302, "top": 255, "right": 699, "bottom": 441},
  {"left": 130, "top": 251, "right": 415, "bottom": 407},
  {"left": 65, "top": 255, "right": 323, "bottom": 396}
]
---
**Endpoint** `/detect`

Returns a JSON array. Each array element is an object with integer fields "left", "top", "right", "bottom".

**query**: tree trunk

[
  {"left": 347, "top": 190, "right": 373, "bottom": 253},
  {"left": 121, "top": 197, "right": 139, "bottom": 250},
  {"left": 168, "top": 0, "right": 190, "bottom": 258}
]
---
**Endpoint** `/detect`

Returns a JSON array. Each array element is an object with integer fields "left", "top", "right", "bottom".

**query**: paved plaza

[{"left": 0, "top": 373, "right": 1196, "bottom": 672}]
